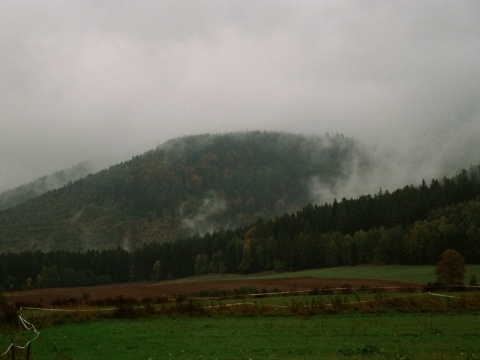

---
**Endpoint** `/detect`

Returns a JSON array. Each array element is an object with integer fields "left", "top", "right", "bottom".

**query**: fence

[
  {"left": 1, "top": 339, "right": 30, "bottom": 360},
  {"left": 0, "top": 314, "right": 39, "bottom": 360},
  {"left": 1, "top": 285, "right": 478, "bottom": 358}
]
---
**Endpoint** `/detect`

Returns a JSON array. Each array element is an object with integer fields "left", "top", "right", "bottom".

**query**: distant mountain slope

[
  {"left": 0, "top": 131, "right": 375, "bottom": 253},
  {"left": 0, "top": 160, "right": 99, "bottom": 210}
]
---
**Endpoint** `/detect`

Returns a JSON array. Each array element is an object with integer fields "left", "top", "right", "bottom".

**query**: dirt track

[{"left": 4, "top": 276, "right": 421, "bottom": 306}]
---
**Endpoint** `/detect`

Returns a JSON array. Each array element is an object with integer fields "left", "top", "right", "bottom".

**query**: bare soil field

[{"left": 4, "top": 276, "right": 420, "bottom": 306}]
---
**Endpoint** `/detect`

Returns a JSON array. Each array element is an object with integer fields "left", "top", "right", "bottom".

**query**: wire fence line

[
  {"left": 196, "top": 290, "right": 471, "bottom": 310},
  {"left": 1, "top": 305, "right": 121, "bottom": 357},
  {"left": 19, "top": 306, "right": 116, "bottom": 312},
  {"left": 2, "top": 286, "right": 478, "bottom": 357},
  {"left": 0, "top": 314, "right": 39, "bottom": 358}
]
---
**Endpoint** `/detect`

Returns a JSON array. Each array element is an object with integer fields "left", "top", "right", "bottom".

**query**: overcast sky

[{"left": 1, "top": 1, "right": 480, "bottom": 193}]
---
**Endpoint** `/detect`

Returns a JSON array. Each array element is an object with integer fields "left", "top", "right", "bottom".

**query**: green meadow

[
  {"left": 8, "top": 313, "right": 478, "bottom": 359},
  {"left": 185, "top": 264, "right": 480, "bottom": 285}
]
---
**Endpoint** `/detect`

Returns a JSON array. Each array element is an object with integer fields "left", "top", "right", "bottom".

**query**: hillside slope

[
  {"left": 0, "top": 131, "right": 373, "bottom": 253},
  {"left": 1, "top": 165, "right": 479, "bottom": 289},
  {"left": 0, "top": 160, "right": 99, "bottom": 210}
]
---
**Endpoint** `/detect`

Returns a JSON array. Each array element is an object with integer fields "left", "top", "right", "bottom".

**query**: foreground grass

[{"left": 9, "top": 312, "right": 477, "bottom": 359}]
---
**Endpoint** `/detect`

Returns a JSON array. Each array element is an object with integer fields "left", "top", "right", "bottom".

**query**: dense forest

[
  {"left": 1, "top": 165, "right": 479, "bottom": 290},
  {"left": 0, "top": 131, "right": 371, "bottom": 253}
]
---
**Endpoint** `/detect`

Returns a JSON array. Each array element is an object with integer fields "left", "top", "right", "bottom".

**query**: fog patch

[
  {"left": 308, "top": 142, "right": 447, "bottom": 204},
  {"left": 121, "top": 236, "right": 132, "bottom": 252},
  {"left": 0, "top": 159, "right": 102, "bottom": 210},
  {"left": 181, "top": 191, "right": 226, "bottom": 236}
]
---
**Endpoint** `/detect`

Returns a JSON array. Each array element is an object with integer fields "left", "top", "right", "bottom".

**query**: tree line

[{"left": 1, "top": 166, "right": 479, "bottom": 291}]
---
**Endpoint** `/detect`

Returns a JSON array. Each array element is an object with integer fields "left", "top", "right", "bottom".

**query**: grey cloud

[{"left": 1, "top": 1, "right": 479, "bottom": 193}]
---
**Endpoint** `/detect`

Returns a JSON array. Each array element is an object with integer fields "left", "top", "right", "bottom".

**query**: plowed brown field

[{"left": 4, "top": 276, "right": 421, "bottom": 306}]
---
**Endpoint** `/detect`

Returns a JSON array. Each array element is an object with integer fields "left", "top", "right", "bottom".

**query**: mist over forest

[
  {"left": 0, "top": 130, "right": 478, "bottom": 257},
  {"left": 0, "top": 160, "right": 101, "bottom": 210},
  {"left": 1, "top": 128, "right": 474, "bottom": 212}
]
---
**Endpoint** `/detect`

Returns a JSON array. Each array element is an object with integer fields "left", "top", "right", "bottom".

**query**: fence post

[{"left": 26, "top": 341, "right": 30, "bottom": 360}]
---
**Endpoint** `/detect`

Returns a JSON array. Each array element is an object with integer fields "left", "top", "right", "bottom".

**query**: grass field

[
  {"left": 198, "top": 264, "right": 480, "bottom": 285},
  {"left": 3, "top": 265, "right": 480, "bottom": 359},
  {"left": 5, "top": 312, "right": 478, "bottom": 359}
]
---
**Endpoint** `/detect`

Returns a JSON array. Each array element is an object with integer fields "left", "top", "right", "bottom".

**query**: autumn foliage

[{"left": 435, "top": 249, "right": 466, "bottom": 286}]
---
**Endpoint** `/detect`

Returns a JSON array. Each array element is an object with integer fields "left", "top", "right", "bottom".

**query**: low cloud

[{"left": 1, "top": 1, "right": 479, "bottom": 193}]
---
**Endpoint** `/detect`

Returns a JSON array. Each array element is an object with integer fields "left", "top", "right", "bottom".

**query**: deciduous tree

[{"left": 435, "top": 249, "right": 466, "bottom": 286}]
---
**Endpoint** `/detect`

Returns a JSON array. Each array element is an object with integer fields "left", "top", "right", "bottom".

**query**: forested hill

[
  {"left": 1, "top": 165, "right": 479, "bottom": 290},
  {"left": 0, "top": 131, "right": 371, "bottom": 253}
]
